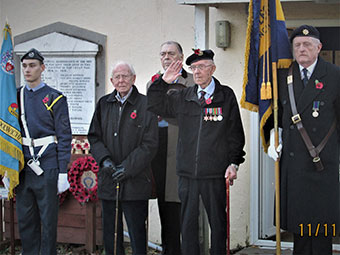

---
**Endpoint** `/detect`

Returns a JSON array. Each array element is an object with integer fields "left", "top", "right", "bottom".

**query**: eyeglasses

[
  {"left": 112, "top": 74, "right": 131, "bottom": 80},
  {"left": 189, "top": 64, "right": 212, "bottom": 71}
]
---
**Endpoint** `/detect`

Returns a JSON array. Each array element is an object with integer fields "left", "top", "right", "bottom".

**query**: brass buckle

[
  {"left": 313, "top": 157, "right": 320, "bottom": 163},
  {"left": 291, "top": 114, "right": 301, "bottom": 124}
]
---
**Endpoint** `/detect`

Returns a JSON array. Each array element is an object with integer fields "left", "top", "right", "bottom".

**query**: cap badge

[
  {"left": 28, "top": 52, "right": 35, "bottom": 58},
  {"left": 193, "top": 48, "right": 203, "bottom": 56},
  {"left": 302, "top": 29, "right": 309, "bottom": 35}
]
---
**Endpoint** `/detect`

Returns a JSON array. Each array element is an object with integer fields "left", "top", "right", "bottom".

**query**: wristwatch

[{"left": 231, "top": 163, "right": 239, "bottom": 171}]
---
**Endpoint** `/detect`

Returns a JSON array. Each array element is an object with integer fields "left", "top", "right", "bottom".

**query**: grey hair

[
  {"left": 111, "top": 61, "right": 136, "bottom": 78},
  {"left": 160, "top": 41, "right": 183, "bottom": 55}
]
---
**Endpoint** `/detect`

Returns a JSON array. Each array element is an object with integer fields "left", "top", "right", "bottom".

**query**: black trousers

[
  {"left": 293, "top": 234, "right": 333, "bottom": 255},
  {"left": 178, "top": 177, "right": 227, "bottom": 255},
  {"left": 16, "top": 167, "right": 59, "bottom": 255},
  {"left": 151, "top": 127, "right": 181, "bottom": 255},
  {"left": 102, "top": 199, "right": 148, "bottom": 255}
]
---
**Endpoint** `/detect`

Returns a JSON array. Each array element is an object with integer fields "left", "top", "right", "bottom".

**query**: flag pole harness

[
  {"left": 20, "top": 87, "right": 57, "bottom": 175},
  {"left": 287, "top": 66, "right": 336, "bottom": 171}
]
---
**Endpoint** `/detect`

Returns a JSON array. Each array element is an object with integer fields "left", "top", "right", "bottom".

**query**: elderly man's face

[
  {"left": 160, "top": 44, "right": 183, "bottom": 71},
  {"left": 110, "top": 64, "right": 136, "bottom": 97},
  {"left": 190, "top": 59, "right": 216, "bottom": 89},
  {"left": 292, "top": 36, "right": 322, "bottom": 68}
]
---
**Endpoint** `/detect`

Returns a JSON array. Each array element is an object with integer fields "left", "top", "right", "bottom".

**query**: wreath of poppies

[{"left": 68, "top": 156, "right": 99, "bottom": 203}]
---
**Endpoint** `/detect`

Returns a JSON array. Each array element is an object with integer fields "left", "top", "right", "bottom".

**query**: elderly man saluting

[{"left": 148, "top": 49, "right": 245, "bottom": 255}]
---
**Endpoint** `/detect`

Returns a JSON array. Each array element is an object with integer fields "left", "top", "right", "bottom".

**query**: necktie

[
  {"left": 302, "top": 68, "right": 309, "bottom": 87},
  {"left": 199, "top": 91, "right": 206, "bottom": 106}
]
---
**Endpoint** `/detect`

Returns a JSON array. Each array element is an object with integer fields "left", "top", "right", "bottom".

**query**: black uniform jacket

[
  {"left": 88, "top": 86, "right": 158, "bottom": 201},
  {"left": 277, "top": 58, "right": 340, "bottom": 234},
  {"left": 148, "top": 77, "right": 245, "bottom": 179}
]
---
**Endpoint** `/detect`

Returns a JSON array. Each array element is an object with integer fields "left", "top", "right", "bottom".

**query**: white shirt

[
  {"left": 299, "top": 58, "right": 318, "bottom": 80},
  {"left": 197, "top": 78, "right": 215, "bottom": 100}
]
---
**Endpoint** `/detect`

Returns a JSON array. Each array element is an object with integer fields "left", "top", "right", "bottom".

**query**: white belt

[{"left": 22, "top": 135, "right": 58, "bottom": 147}]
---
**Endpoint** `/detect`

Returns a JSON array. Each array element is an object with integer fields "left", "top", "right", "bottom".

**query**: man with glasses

[
  {"left": 148, "top": 49, "right": 245, "bottom": 255},
  {"left": 146, "top": 41, "right": 194, "bottom": 255},
  {"left": 88, "top": 61, "right": 158, "bottom": 255}
]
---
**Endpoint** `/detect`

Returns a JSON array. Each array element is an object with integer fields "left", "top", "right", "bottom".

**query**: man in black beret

[
  {"left": 268, "top": 25, "right": 340, "bottom": 254},
  {"left": 148, "top": 49, "right": 245, "bottom": 254},
  {"left": 16, "top": 48, "right": 72, "bottom": 254}
]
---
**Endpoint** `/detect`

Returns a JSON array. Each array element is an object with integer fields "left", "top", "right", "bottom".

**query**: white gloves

[
  {"left": 268, "top": 128, "right": 283, "bottom": 161},
  {"left": 57, "top": 173, "right": 70, "bottom": 194}
]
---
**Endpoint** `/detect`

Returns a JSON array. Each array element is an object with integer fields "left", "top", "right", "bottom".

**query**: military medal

[
  {"left": 209, "top": 108, "right": 213, "bottom": 121},
  {"left": 312, "top": 101, "right": 320, "bottom": 118},
  {"left": 217, "top": 108, "right": 223, "bottom": 121},
  {"left": 204, "top": 109, "right": 209, "bottom": 121},
  {"left": 213, "top": 108, "right": 218, "bottom": 121}
]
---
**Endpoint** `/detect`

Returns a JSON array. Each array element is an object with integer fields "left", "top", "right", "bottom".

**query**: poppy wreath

[{"left": 68, "top": 156, "right": 99, "bottom": 203}]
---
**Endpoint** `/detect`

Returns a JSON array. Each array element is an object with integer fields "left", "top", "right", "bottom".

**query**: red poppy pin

[
  {"left": 151, "top": 71, "right": 161, "bottom": 82},
  {"left": 192, "top": 48, "right": 203, "bottom": 56},
  {"left": 315, "top": 80, "right": 323, "bottom": 90},
  {"left": 42, "top": 95, "right": 49, "bottom": 103},
  {"left": 205, "top": 98, "right": 212, "bottom": 105},
  {"left": 130, "top": 110, "right": 137, "bottom": 119}
]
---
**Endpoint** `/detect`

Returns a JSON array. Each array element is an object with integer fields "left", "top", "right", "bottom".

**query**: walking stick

[
  {"left": 114, "top": 182, "right": 120, "bottom": 255},
  {"left": 226, "top": 177, "right": 230, "bottom": 255}
]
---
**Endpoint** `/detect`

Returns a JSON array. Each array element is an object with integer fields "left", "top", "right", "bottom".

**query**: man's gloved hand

[
  {"left": 111, "top": 165, "right": 127, "bottom": 183},
  {"left": 101, "top": 158, "right": 116, "bottom": 174},
  {"left": 268, "top": 128, "right": 283, "bottom": 161},
  {"left": 58, "top": 173, "right": 70, "bottom": 194}
]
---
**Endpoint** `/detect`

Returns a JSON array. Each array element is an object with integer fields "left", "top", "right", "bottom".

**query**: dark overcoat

[
  {"left": 277, "top": 58, "right": 340, "bottom": 235},
  {"left": 148, "top": 77, "right": 245, "bottom": 179},
  {"left": 88, "top": 86, "right": 158, "bottom": 201}
]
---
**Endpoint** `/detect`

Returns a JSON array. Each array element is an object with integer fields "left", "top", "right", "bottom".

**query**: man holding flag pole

[
  {"left": 241, "top": 0, "right": 292, "bottom": 254},
  {"left": 242, "top": 0, "right": 340, "bottom": 254}
]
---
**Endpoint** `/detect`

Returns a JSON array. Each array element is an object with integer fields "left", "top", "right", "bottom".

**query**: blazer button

[
  {"left": 282, "top": 100, "right": 287, "bottom": 105},
  {"left": 289, "top": 152, "right": 294, "bottom": 157},
  {"left": 312, "top": 128, "right": 317, "bottom": 132},
  {"left": 114, "top": 132, "right": 118, "bottom": 137},
  {"left": 290, "top": 125, "right": 294, "bottom": 130},
  {"left": 320, "top": 101, "right": 325, "bottom": 106}
]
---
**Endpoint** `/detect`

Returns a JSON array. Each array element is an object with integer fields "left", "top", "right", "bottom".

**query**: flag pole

[{"left": 272, "top": 62, "right": 281, "bottom": 255}]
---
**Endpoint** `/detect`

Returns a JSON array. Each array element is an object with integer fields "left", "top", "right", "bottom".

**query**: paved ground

[{"left": 234, "top": 246, "right": 340, "bottom": 255}]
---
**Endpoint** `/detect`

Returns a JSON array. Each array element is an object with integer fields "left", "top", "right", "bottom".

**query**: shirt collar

[
  {"left": 197, "top": 78, "right": 215, "bottom": 99},
  {"left": 299, "top": 58, "right": 318, "bottom": 80},
  {"left": 25, "top": 82, "right": 45, "bottom": 92},
  {"left": 115, "top": 87, "right": 133, "bottom": 104}
]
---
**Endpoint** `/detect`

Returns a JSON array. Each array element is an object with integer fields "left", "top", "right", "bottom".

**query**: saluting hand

[
  {"left": 225, "top": 165, "right": 237, "bottom": 186},
  {"left": 162, "top": 60, "right": 183, "bottom": 84}
]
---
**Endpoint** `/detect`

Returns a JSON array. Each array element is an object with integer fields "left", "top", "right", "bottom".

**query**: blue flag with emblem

[
  {"left": 240, "top": 0, "right": 292, "bottom": 152},
  {"left": 0, "top": 23, "right": 24, "bottom": 198}
]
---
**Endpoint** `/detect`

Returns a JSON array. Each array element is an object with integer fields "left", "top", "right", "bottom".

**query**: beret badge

[
  {"left": 302, "top": 29, "right": 309, "bottom": 35},
  {"left": 193, "top": 48, "right": 203, "bottom": 56}
]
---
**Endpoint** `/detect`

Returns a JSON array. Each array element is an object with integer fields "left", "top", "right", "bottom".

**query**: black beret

[
  {"left": 290, "top": 25, "right": 320, "bottom": 43},
  {"left": 21, "top": 48, "right": 44, "bottom": 63},
  {"left": 186, "top": 49, "right": 215, "bottom": 66}
]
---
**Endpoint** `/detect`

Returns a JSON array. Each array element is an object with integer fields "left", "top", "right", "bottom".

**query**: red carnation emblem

[
  {"left": 151, "top": 71, "right": 161, "bottom": 82},
  {"left": 192, "top": 48, "right": 203, "bottom": 56},
  {"left": 205, "top": 98, "right": 212, "bottom": 105},
  {"left": 315, "top": 80, "right": 323, "bottom": 90},
  {"left": 130, "top": 110, "right": 137, "bottom": 119},
  {"left": 42, "top": 96, "right": 49, "bottom": 103}
]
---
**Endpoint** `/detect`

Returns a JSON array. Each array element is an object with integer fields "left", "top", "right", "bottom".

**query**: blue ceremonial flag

[
  {"left": 240, "top": 0, "right": 292, "bottom": 152},
  {"left": 0, "top": 23, "right": 24, "bottom": 198}
]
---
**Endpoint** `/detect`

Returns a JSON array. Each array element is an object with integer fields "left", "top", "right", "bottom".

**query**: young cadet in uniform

[
  {"left": 16, "top": 48, "right": 72, "bottom": 255},
  {"left": 268, "top": 25, "right": 340, "bottom": 255},
  {"left": 146, "top": 41, "right": 194, "bottom": 255},
  {"left": 88, "top": 61, "right": 158, "bottom": 255},
  {"left": 148, "top": 49, "right": 245, "bottom": 255}
]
